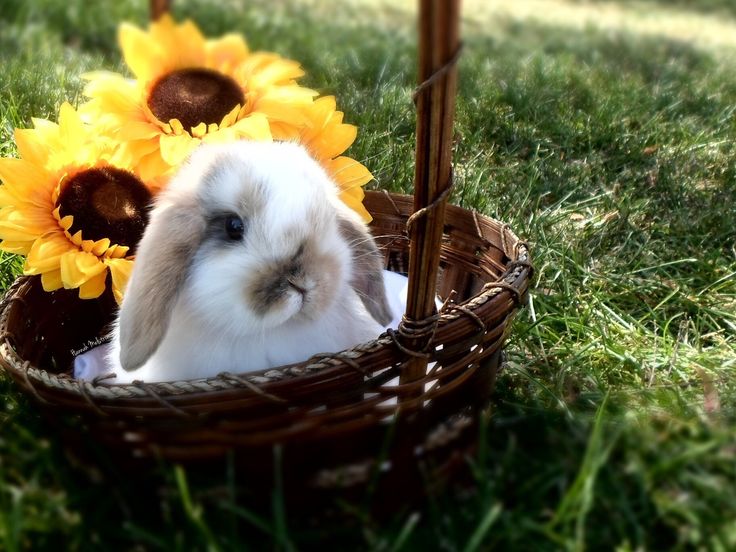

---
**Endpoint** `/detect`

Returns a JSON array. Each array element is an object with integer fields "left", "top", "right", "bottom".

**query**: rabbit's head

[{"left": 116, "top": 141, "right": 390, "bottom": 372}]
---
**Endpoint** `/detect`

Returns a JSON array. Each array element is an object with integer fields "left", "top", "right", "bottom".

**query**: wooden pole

[
  {"left": 400, "top": 0, "right": 461, "bottom": 385},
  {"left": 150, "top": 0, "right": 171, "bottom": 20}
]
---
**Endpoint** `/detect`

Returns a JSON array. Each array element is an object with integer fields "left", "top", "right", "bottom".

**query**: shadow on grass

[{"left": 2, "top": 373, "right": 735, "bottom": 550}]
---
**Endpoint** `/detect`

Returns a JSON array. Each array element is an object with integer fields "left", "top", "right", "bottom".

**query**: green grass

[{"left": 1, "top": 0, "right": 736, "bottom": 549}]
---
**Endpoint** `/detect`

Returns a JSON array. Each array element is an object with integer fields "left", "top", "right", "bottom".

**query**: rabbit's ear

[
  {"left": 338, "top": 213, "right": 392, "bottom": 326},
  {"left": 117, "top": 197, "right": 205, "bottom": 372}
]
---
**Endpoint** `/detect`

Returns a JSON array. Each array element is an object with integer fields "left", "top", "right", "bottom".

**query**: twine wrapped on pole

[{"left": 400, "top": 0, "right": 461, "bottom": 385}]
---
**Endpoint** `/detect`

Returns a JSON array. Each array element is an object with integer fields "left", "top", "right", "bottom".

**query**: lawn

[{"left": 1, "top": 0, "right": 735, "bottom": 549}]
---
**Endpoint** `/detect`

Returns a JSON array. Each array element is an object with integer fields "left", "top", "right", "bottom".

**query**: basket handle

[
  {"left": 150, "top": 0, "right": 171, "bottom": 20},
  {"left": 148, "top": 1, "right": 461, "bottom": 381},
  {"left": 399, "top": 0, "right": 461, "bottom": 384}
]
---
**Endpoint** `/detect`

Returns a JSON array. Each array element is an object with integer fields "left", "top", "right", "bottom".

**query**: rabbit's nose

[{"left": 287, "top": 278, "right": 307, "bottom": 296}]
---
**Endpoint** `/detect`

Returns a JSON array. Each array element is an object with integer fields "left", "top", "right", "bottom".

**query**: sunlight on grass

[{"left": 297, "top": 0, "right": 736, "bottom": 53}]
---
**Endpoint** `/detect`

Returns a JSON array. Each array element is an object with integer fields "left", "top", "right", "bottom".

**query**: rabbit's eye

[{"left": 224, "top": 214, "right": 245, "bottom": 240}]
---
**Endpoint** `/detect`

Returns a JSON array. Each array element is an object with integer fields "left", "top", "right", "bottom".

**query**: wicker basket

[{"left": 0, "top": 1, "right": 533, "bottom": 507}]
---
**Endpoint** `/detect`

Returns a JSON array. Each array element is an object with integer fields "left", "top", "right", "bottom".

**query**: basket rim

[{"left": 0, "top": 194, "right": 532, "bottom": 403}]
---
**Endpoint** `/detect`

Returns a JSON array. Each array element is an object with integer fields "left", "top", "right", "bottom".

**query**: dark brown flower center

[
  {"left": 147, "top": 68, "right": 245, "bottom": 131},
  {"left": 57, "top": 167, "right": 152, "bottom": 254}
]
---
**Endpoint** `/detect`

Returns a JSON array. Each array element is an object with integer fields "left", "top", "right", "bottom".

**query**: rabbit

[{"left": 108, "top": 140, "right": 392, "bottom": 384}]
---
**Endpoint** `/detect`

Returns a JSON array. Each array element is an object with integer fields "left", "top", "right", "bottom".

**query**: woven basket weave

[{"left": 0, "top": 1, "right": 533, "bottom": 505}]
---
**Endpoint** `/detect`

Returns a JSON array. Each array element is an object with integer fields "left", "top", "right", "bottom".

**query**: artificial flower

[
  {"left": 297, "top": 96, "right": 374, "bottom": 222},
  {"left": 81, "top": 15, "right": 317, "bottom": 180},
  {"left": 0, "top": 103, "right": 158, "bottom": 303}
]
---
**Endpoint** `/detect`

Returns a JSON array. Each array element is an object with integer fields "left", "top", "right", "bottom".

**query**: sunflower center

[
  {"left": 147, "top": 68, "right": 245, "bottom": 131},
  {"left": 57, "top": 167, "right": 152, "bottom": 254}
]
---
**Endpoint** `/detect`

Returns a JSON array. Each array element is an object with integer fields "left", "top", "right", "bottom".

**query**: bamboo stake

[{"left": 400, "top": 0, "right": 461, "bottom": 385}]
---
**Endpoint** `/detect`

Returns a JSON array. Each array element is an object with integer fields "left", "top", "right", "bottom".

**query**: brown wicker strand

[
  {"left": 482, "top": 281, "right": 523, "bottom": 305},
  {"left": 76, "top": 380, "right": 111, "bottom": 417},
  {"left": 92, "top": 373, "right": 118, "bottom": 385},
  {"left": 404, "top": 174, "right": 454, "bottom": 235},
  {"left": 305, "top": 352, "right": 366, "bottom": 374},
  {"left": 386, "top": 328, "right": 431, "bottom": 359},
  {"left": 412, "top": 44, "right": 464, "bottom": 104},
  {"left": 501, "top": 223, "right": 513, "bottom": 254},
  {"left": 438, "top": 290, "right": 458, "bottom": 314},
  {"left": 216, "top": 372, "right": 287, "bottom": 403},
  {"left": 20, "top": 360, "right": 51, "bottom": 405},
  {"left": 506, "top": 259, "right": 535, "bottom": 276},
  {"left": 132, "top": 381, "right": 195, "bottom": 418},
  {"left": 472, "top": 210, "right": 485, "bottom": 242},
  {"left": 447, "top": 303, "right": 487, "bottom": 332},
  {"left": 380, "top": 189, "right": 403, "bottom": 217}
]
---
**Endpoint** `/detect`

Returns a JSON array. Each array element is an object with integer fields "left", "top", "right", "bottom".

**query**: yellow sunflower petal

[
  {"left": 104, "top": 244, "right": 130, "bottom": 259},
  {"left": 30, "top": 117, "right": 58, "bottom": 133},
  {"left": 59, "top": 250, "right": 107, "bottom": 289},
  {"left": 169, "top": 118, "right": 185, "bottom": 135},
  {"left": 339, "top": 188, "right": 372, "bottom": 223},
  {"left": 0, "top": 240, "right": 32, "bottom": 255},
  {"left": 324, "top": 156, "right": 374, "bottom": 190},
  {"left": 310, "top": 95, "right": 338, "bottom": 119},
  {"left": 78, "top": 268, "right": 108, "bottom": 299},
  {"left": 105, "top": 257, "right": 134, "bottom": 304},
  {"left": 156, "top": 17, "right": 207, "bottom": 70},
  {"left": 0, "top": 187, "right": 15, "bottom": 206},
  {"left": 202, "top": 127, "right": 238, "bottom": 144},
  {"left": 25, "top": 235, "right": 75, "bottom": 274},
  {"left": 342, "top": 184, "right": 365, "bottom": 203},
  {"left": 228, "top": 114, "right": 273, "bottom": 141},
  {"left": 219, "top": 104, "right": 242, "bottom": 129},
  {"left": 191, "top": 122, "right": 208, "bottom": 138},
  {"left": 91, "top": 238, "right": 112, "bottom": 257},
  {"left": 242, "top": 54, "right": 305, "bottom": 88},
  {"left": 115, "top": 120, "right": 163, "bottom": 141},
  {"left": 82, "top": 77, "right": 145, "bottom": 120},
  {"left": 69, "top": 230, "right": 84, "bottom": 247},
  {"left": 58, "top": 102, "right": 85, "bottom": 155},
  {"left": 0, "top": 158, "right": 53, "bottom": 208},
  {"left": 112, "top": 139, "right": 163, "bottom": 169},
  {"left": 160, "top": 133, "right": 199, "bottom": 166},
  {"left": 252, "top": 86, "right": 318, "bottom": 123},
  {"left": 0, "top": 207, "right": 53, "bottom": 241},
  {"left": 40, "top": 269, "right": 63, "bottom": 292},
  {"left": 206, "top": 34, "right": 249, "bottom": 70},
  {"left": 269, "top": 122, "right": 302, "bottom": 142},
  {"left": 135, "top": 150, "right": 173, "bottom": 183},
  {"left": 56, "top": 211, "right": 74, "bottom": 232},
  {"left": 119, "top": 22, "right": 162, "bottom": 83},
  {"left": 308, "top": 123, "right": 357, "bottom": 161},
  {"left": 14, "top": 128, "right": 51, "bottom": 167}
]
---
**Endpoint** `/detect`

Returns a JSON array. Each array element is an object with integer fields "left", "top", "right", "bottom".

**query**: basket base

[
  {"left": 53, "top": 406, "right": 489, "bottom": 518},
  {"left": 42, "top": 349, "right": 501, "bottom": 515}
]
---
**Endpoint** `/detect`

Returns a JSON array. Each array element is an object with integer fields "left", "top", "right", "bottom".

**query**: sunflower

[
  {"left": 296, "top": 96, "right": 375, "bottom": 222},
  {"left": 0, "top": 103, "right": 157, "bottom": 303},
  {"left": 81, "top": 15, "right": 318, "bottom": 181}
]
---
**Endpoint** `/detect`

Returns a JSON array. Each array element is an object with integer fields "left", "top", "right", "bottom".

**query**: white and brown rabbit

[{"left": 109, "top": 141, "right": 391, "bottom": 383}]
